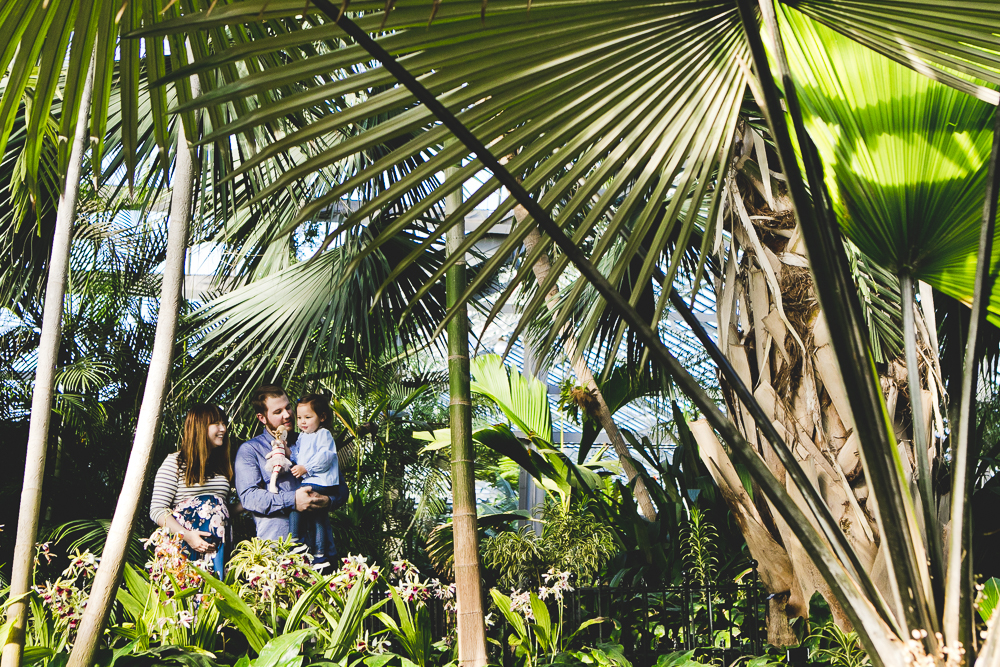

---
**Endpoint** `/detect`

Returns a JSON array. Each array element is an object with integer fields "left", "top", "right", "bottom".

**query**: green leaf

[
  {"left": 780, "top": 5, "right": 1000, "bottom": 326},
  {"left": 22, "top": 647, "right": 55, "bottom": 666},
  {"left": 363, "top": 656, "right": 397, "bottom": 667},
  {"left": 978, "top": 577, "right": 1000, "bottom": 623},
  {"left": 528, "top": 592, "right": 552, "bottom": 650},
  {"left": 253, "top": 629, "right": 314, "bottom": 667},
  {"left": 195, "top": 567, "right": 271, "bottom": 653},
  {"left": 488, "top": 589, "right": 527, "bottom": 641},
  {"left": 471, "top": 354, "right": 551, "bottom": 440},
  {"left": 285, "top": 575, "right": 334, "bottom": 630},
  {"left": 655, "top": 651, "right": 698, "bottom": 667}
]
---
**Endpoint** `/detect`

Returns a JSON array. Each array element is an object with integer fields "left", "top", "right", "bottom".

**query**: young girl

[{"left": 289, "top": 393, "right": 340, "bottom": 567}]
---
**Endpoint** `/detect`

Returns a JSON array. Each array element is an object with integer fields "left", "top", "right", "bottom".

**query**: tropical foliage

[{"left": 4, "top": 1, "right": 1000, "bottom": 667}]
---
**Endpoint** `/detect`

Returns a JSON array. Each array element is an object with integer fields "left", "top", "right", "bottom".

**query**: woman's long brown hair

[{"left": 178, "top": 404, "right": 233, "bottom": 486}]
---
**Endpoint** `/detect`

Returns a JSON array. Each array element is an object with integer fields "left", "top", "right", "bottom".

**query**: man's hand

[
  {"left": 295, "top": 486, "right": 331, "bottom": 512},
  {"left": 290, "top": 464, "right": 308, "bottom": 478}
]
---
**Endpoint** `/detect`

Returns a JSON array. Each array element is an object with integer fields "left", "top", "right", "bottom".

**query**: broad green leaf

[
  {"left": 196, "top": 567, "right": 271, "bottom": 653},
  {"left": 253, "top": 629, "right": 314, "bottom": 667},
  {"left": 978, "top": 577, "right": 1000, "bottom": 624},
  {"left": 780, "top": 6, "right": 1000, "bottom": 325},
  {"left": 488, "top": 589, "right": 527, "bottom": 641},
  {"left": 528, "top": 593, "right": 552, "bottom": 650},
  {"left": 471, "top": 354, "right": 551, "bottom": 440}
]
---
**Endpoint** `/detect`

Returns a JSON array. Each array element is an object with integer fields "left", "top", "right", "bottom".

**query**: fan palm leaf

[
  {"left": 779, "top": 6, "right": 1000, "bottom": 324},
  {"left": 139, "top": 0, "right": 751, "bottom": 341},
  {"left": 141, "top": 0, "right": 1000, "bottom": 345}
]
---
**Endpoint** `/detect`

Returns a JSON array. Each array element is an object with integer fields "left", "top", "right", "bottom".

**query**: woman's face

[{"left": 207, "top": 421, "right": 227, "bottom": 449}]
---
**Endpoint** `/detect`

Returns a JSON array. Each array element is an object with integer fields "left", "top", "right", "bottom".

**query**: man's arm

[{"left": 234, "top": 441, "right": 295, "bottom": 516}]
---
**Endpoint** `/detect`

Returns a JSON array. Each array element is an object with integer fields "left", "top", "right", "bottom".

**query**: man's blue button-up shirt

[{"left": 234, "top": 431, "right": 301, "bottom": 540}]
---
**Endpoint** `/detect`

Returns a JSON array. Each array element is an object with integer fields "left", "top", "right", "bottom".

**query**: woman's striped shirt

[{"left": 149, "top": 452, "right": 232, "bottom": 524}]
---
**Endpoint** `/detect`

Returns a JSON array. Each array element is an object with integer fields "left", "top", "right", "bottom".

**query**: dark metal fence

[
  {"left": 555, "top": 563, "right": 765, "bottom": 666},
  {"left": 367, "top": 562, "right": 766, "bottom": 667}
]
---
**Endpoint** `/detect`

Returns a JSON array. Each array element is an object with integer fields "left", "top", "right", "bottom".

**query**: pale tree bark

[
  {"left": 66, "top": 79, "right": 200, "bottom": 667},
  {"left": 2, "top": 54, "right": 97, "bottom": 667},
  {"left": 694, "top": 128, "right": 939, "bottom": 645},
  {"left": 446, "top": 171, "right": 488, "bottom": 667},
  {"left": 513, "top": 205, "right": 658, "bottom": 522}
]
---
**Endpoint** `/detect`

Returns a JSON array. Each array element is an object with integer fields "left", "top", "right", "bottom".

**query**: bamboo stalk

[
  {"left": 446, "top": 168, "right": 488, "bottom": 667},
  {"left": 1, "top": 52, "right": 96, "bottom": 667},
  {"left": 66, "top": 70, "right": 200, "bottom": 667}
]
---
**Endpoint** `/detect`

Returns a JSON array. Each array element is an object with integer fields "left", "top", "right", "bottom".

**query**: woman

[{"left": 149, "top": 403, "right": 236, "bottom": 575}]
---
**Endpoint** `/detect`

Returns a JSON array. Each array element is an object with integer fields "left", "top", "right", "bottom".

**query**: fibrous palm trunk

[
  {"left": 693, "top": 132, "right": 939, "bottom": 645},
  {"left": 66, "top": 84, "right": 200, "bottom": 667},
  {"left": 2, "top": 53, "right": 96, "bottom": 667},
  {"left": 446, "top": 173, "right": 488, "bottom": 667},
  {"left": 513, "top": 205, "right": 658, "bottom": 522}
]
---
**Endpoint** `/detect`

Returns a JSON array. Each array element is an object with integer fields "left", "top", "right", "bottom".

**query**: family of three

[{"left": 148, "top": 384, "right": 349, "bottom": 575}]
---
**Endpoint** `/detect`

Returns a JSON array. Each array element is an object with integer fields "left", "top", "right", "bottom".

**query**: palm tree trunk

[
  {"left": 514, "top": 206, "right": 658, "bottom": 522},
  {"left": 1, "top": 53, "right": 96, "bottom": 667},
  {"left": 446, "top": 171, "right": 488, "bottom": 667},
  {"left": 66, "top": 82, "right": 199, "bottom": 667},
  {"left": 696, "top": 144, "right": 939, "bottom": 643}
]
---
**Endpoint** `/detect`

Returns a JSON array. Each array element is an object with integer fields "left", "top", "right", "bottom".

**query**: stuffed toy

[{"left": 266, "top": 424, "right": 293, "bottom": 493}]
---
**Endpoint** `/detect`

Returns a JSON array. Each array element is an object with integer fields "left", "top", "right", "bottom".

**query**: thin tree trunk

[
  {"left": 447, "top": 171, "right": 488, "bottom": 667},
  {"left": 43, "top": 433, "right": 64, "bottom": 522},
  {"left": 1, "top": 54, "right": 96, "bottom": 667},
  {"left": 66, "top": 82, "right": 199, "bottom": 667},
  {"left": 514, "top": 206, "right": 658, "bottom": 522}
]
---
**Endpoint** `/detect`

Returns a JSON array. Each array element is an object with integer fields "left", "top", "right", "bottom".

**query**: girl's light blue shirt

[{"left": 295, "top": 428, "right": 340, "bottom": 487}]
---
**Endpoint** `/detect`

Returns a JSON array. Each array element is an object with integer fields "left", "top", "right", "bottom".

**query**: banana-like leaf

[
  {"left": 470, "top": 354, "right": 551, "bottom": 441},
  {"left": 253, "top": 629, "right": 314, "bottom": 667},
  {"left": 780, "top": 6, "right": 1000, "bottom": 325}
]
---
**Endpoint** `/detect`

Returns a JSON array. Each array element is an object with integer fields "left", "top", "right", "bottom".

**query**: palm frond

[{"left": 780, "top": 5, "right": 1000, "bottom": 325}]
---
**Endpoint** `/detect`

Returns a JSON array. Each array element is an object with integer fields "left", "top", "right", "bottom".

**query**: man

[{"left": 235, "top": 384, "right": 348, "bottom": 544}]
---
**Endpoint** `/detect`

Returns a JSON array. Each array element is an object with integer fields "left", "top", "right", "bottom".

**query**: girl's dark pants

[{"left": 289, "top": 483, "right": 337, "bottom": 564}]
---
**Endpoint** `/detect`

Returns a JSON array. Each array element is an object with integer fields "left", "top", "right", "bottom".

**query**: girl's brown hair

[
  {"left": 298, "top": 393, "right": 332, "bottom": 426},
  {"left": 178, "top": 403, "right": 233, "bottom": 486}
]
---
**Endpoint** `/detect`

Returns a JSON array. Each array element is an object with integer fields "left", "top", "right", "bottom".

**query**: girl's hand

[
  {"left": 290, "top": 464, "right": 308, "bottom": 478},
  {"left": 183, "top": 529, "right": 214, "bottom": 553}
]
